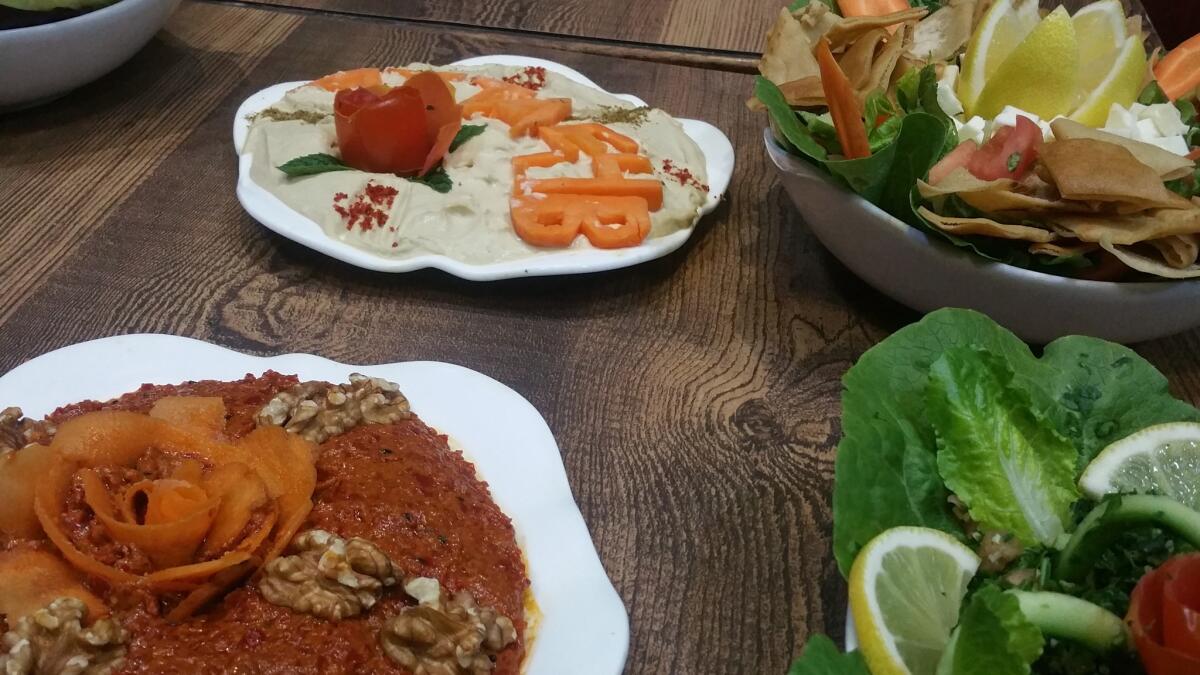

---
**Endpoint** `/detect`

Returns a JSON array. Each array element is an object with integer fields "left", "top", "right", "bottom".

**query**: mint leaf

[
  {"left": 937, "top": 586, "right": 1043, "bottom": 675},
  {"left": 277, "top": 153, "right": 351, "bottom": 177},
  {"left": 450, "top": 124, "right": 487, "bottom": 152},
  {"left": 756, "top": 75, "right": 828, "bottom": 161},
  {"left": 928, "top": 347, "right": 1079, "bottom": 546},
  {"left": 409, "top": 165, "right": 453, "bottom": 193},
  {"left": 787, "top": 636, "right": 870, "bottom": 675}
]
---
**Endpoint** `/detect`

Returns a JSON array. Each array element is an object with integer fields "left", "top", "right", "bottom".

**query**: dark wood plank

[
  {"left": 230, "top": 0, "right": 1163, "bottom": 59},
  {"left": 0, "top": 1, "right": 1190, "bottom": 673}
]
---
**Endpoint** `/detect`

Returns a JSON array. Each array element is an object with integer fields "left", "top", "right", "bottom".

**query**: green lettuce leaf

[
  {"left": 832, "top": 308, "right": 1200, "bottom": 574},
  {"left": 824, "top": 111, "right": 948, "bottom": 214},
  {"left": 756, "top": 76, "right": 828, "bottom": 161},
  {"left": 787, "top": 636, "right": 870, "bottom": 675},
  {"left": 937, "top": 586, "right": 1043, "bottom": 675},
  {"left": 927, "top": 347, "right": 1080, "bottom": 546},
  {"left": 833, "top": 309, "right": 1032, "bottom": 572}
]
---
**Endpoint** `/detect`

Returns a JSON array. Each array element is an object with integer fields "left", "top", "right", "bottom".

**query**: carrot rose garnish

[
  {"left": 334, "top": 71, "right": 463, "bottom": 177},
  {"left": 15, "top": 399, "right": 316, "bottom": 618}
]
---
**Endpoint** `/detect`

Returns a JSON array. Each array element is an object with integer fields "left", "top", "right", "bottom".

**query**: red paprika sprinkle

[
  {"left": 661, "top": 159, "right": 709, "bottom": 193},
  {"left": 331, "top": 180, "right": 399, "bottom": 231},
  {"left": 503, "top": 66, "right": 547, "bottom": 91}
]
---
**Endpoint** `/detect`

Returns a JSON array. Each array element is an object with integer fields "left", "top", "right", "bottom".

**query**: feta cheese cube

[
  {"left": 1135, "top": 118, "right": 1159, "bottom": 141},
  {"left": 1144, "top": 103, "right": 1190, "bottom": 137},
  {"left": 1105, "top": 103, "right": 1138, "bottom": 132},
  {"left": 1144, "top": 135, "right": 1191, "bottom": 156},
  {"left": 958, "top": 116, "right": 986, "bottom": 145}
]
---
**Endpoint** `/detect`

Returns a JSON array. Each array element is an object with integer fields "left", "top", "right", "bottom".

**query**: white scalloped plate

[
  {"left": 0, "top": 335, "right": 628, "bottom": 675},
  {"left": 232, "top": 55, "right": 734, "bottom": 280}
]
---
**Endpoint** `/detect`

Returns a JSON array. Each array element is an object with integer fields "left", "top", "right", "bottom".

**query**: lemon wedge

[
  {"left": 850, "top": 527, "right": 979, "bottom": 675},
  {"left": 1079, "top": 422, "right": 1200, "bottom": 510},
  {"left": 971, "top": 6, "right": 1080, "bottom": 121},
  {"left": 957, "top": 0, "right": 1041, "bottom": 115},
  {"left": 1073, "top": 0, "right": 1127, "bottom": 90},
  {"left": 1069, "top": 34, "right": 1147, "bottom": 126}
]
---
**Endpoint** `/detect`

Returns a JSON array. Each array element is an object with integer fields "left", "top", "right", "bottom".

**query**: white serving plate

[
  {"left": 232, "top": 55, "right": 734, "bottom": 280},
  {"left": 764, "top": 128, "right": 1200, "bottom": 344},
  {"left": 0, "top": 0, "right": 180, "bottom": 110},
  {"left": 0, "top": 334, "right": 628, "bottom": 675}
]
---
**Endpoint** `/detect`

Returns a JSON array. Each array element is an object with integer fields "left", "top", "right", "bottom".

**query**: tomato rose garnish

[
  {"left": 1128, "top": 553, "right": 1200, "bottom": 674},
  {"left": 333, "top": 71, "right": 463, "bottom": 177}
]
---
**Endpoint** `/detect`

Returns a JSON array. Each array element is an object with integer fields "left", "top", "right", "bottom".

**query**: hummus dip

[{"left": 243, "top": 64, "right": 711, "bottom": 264}]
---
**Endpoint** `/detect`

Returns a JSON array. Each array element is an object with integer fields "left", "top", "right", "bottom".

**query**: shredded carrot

[
  {"left": 310, "top": 68, "right": 383, "bottom": 92},
  {"left": 815, "top": 38, "right": 871, "bottom": 160},
  {"left": 1154, "top": 34, "right": 1200, "bottom": 101},
  {"left": 836, "top": 0, "right": 911, "bottom": 17}
]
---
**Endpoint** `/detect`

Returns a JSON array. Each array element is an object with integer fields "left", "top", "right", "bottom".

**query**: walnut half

[
  {"left": 259, "top": 529, "right": 398, "bottom": 620},
  {"left": 0, "top": 597, "right": 127, "bottom": 675},
  {"left": 380, "top": 579, "right": 517, "bottom": 675},
  {"left": 256, "top": 374, "right": 412, "bottom": 443},
  {"left": 0, "top": 407, "right": 54, "bottom": 457}
]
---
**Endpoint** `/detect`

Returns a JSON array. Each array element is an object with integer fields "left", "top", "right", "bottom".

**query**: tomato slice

[
  {"left": 966, "top": 115, "right": 1042, "bottom": 181},
  {"left": 1128, "top": 554, "right": 1200, "bottom": 675},
  {"left": 928, "top": 140, "right": 979, "bottom": 185}
]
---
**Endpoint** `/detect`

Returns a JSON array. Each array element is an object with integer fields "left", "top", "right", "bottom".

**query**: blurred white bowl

[
  {"left": 0, "top": 0, "right": 179, "bottom": 110},
  {"left": 764, "top": 128, "right": 1200, "bottom": 344}
]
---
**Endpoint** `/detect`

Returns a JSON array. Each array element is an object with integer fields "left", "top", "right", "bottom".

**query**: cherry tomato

[
  {"left": 966, "top": 115, "right": 1042, "bottom": 181},
  {"left": 1128, "top": 554, "right": 1200, "bottom": 675}
]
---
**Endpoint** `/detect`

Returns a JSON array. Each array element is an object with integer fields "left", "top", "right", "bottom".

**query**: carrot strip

[
  {"left": 510, "top": 195, "right": 583, "bottom": 247},
  {"left": 594, "top": 154, "right": 654, "bottom": 179},
  {"left": 526, "top": 177, "right": 664, "bottom": 211},
  {"left": 574, "top": 196, "right": 653, "bottom": 249},
  {"left": 1154, "top": 34, "right": 1200, "bottom": 101},
  {"left": 815, "top": 38, "right": 871, "bottom": 159},
  {"left": 512, "top": 152, "right": 568, "bottom": 195},
  {"left": 562, "top": 123, "right": 640, "bottom": 153},
  {"left": 836, "top": 0, "right": 911, "bottom": 17}
]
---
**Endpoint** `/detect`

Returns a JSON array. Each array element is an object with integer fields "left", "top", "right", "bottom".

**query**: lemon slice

[
  {"left": 1079, "top": 422, "right": 1200, "bottom": 510},
  {"left": 1073, "top": 0, "right": 1127, "bottom": 91},
  {"left": 850, "top": 527, "right": 980, "bottom": 675},
  {"left": 958, "top": 0, "right": 1041, "bottom": 115},
  {"left": 971, "top": 6, "right": 1081, "bottom": 121},
  {"left": 1068, "top": 34, "right": 1147, "bottom": 127}
]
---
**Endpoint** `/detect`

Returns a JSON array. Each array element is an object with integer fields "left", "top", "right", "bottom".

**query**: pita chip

[
  {"left": 918, "top": 206, "right": 1057, "bottom": 242},
  {"left": 1049, "top": 118, "right": 1195, "bottom": 181},
  {"left": 1039, "top": 138, "right": 1191, "bottom": 212}
]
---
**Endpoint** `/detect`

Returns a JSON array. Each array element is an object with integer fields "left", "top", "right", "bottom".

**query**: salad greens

[
  {"left": 937, "top": 586, "right": 1043, "bottom": 675},
  {"left": 928, "top": 348, "right": 1079, "bottom": 547},
  {"left": 809, "top": 308, "right": 1200, "bottom": 675},
  {"left": 1137, "top": 82, "right": 1200, "bottom": 199},
  {"left": 834, "top": 309, "right": 1200, "bottom": 574},
  {"left": 786, "top": 636, "right": 870, "bottom": 675}
]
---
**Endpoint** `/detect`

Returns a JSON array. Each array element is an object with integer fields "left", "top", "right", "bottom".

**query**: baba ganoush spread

[{"left": 243, "top": 64, "right": 711, "bottom": 263}]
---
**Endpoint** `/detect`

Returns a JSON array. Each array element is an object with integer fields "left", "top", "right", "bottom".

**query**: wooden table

[{"left": 0, "top": 1, "right": 1188, "bottom": 673}]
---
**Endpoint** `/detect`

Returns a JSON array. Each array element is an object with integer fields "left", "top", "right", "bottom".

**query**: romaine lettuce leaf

[
  {"left": 927, "top": 347, "right": 1079, "bottom": 546},
  {"left": 833, "top": 310, "right": 1033, "bottom": 572},
  {"left": 937, "top": 586, "right": 1043, "bottom": 675},
  {"left": 833, "top": 308, "right": 1200, "bottom": 575},
  {"left": 757, "top": 76, "right": 828, "bottom": 162},
  {"left": 787, "top": 636, "right": 870, "bottom": 675}
]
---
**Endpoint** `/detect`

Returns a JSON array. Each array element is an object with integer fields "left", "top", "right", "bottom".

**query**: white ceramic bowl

[
  {"left": 0, "top": 334, "right": 629, "bottom": 674},
  {"left": 764, "top": 129, "right": 1200, "bottom": 344},
  {"left": 0, "top": 0, "right": 179, "bottom": 110},
  {"left": 232, "top": 55, "right": 734, "bottom": 280}
]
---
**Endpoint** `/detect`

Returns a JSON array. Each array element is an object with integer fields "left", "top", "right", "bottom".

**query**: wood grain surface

[
  {"left": 0, "top": 1, "right": 1190, "bottom": 673},
  {"left": 232, "top": 0, "right": 1162, "bottom": 60}
]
